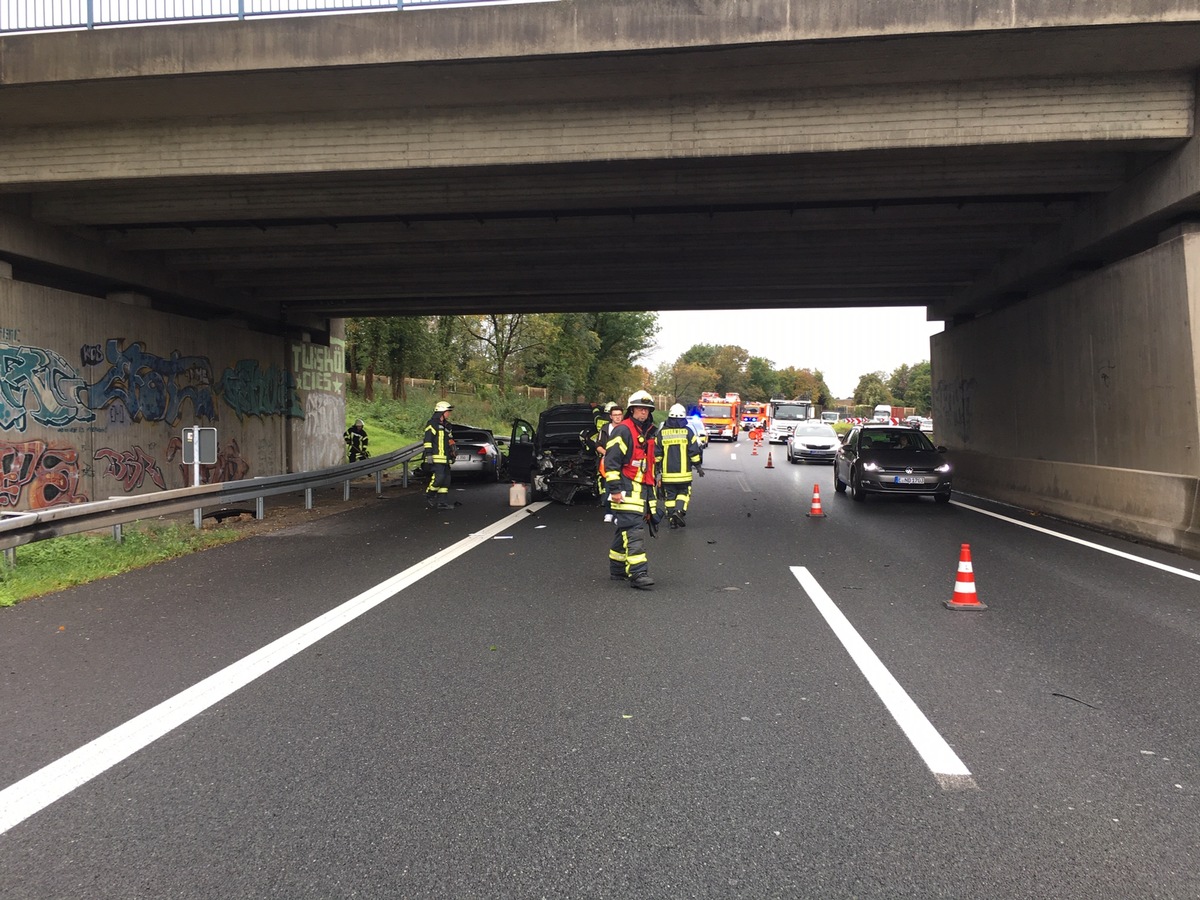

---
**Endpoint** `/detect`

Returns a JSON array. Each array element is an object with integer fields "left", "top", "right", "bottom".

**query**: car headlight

[
  {"left": 935, "top": 463, "right": 951, "bottom": 473},
  {"left": 862, "top": 461, "right": 881, "bottom": 472}
]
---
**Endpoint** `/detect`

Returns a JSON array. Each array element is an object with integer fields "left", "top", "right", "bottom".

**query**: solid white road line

[
  {"left": 0, "top": 502, "right": 551, "bottom": 837},
  {"left": 951, "top": 500, "right": 1200, "bottom": 582},
  {"left": 791, "top": 566, "right": 977, "bottom": 791}
]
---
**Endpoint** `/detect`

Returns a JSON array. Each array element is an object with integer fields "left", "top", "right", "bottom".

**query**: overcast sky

[{"left": 635, "top": 307, "right": 944, "bottom": 399}]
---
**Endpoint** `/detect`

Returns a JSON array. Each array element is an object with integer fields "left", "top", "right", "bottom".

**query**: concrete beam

[
  {"left": 0, "top": 209, "right": 281, "bottom": 325},
  {"left": 3, "top": 0, "right": 1200, "bottom": 83}
]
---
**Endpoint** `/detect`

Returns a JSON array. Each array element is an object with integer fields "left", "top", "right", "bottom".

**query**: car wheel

[
  {"left": 935, "top": 490, "right": 951, "bottom": 504},
  {"left": 834, "top": 466, "right": 847, "bottom": 492},
  {"left": 851, "top": 467, "right": 866, "bottom": 502}
]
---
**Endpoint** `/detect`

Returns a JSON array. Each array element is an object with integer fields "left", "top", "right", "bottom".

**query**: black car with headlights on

[{"left": 834, "top": 424, "right": 952, "bottom": 503}]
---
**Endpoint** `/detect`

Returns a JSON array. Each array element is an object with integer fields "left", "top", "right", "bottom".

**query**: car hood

[
  {"left": 536, "top": 405, "right": 598, "bottom": 452},
  {"left": 859, "top": 449, "right": 947, "bottom": 468}
]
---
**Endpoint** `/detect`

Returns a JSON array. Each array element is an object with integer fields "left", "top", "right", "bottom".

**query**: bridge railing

[
  {"left": 0, "top": 0, "right": 554, "bottom": 35},
  {"left": 0, "top": 441, "right": 426, "bottom": 563}
]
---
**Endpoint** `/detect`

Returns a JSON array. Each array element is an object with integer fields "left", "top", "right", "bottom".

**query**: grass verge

[{"left": 0, "top": 522, "right": 242, "bottom": 608}]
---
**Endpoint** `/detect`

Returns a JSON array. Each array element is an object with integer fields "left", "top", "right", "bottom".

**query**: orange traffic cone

[
  {"left": 751, "top": 442, "right": 758, "bottom": 455},
  {"left": 945, "top": 543, "right": 987, "bottom": 610},
  {"left": 765, "top": 451, "right": 774, "bottom": 469},
  {"left": 806, "top": 483, "right": 826, "bottom": 517}
]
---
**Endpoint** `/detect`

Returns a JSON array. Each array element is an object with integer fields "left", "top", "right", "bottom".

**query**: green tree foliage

[
  {"left": 904, "top": 361, "right": 932, "bottom": 414},
  {"left": 653, "top": 360, "right": 718, "bottom": 407},
  {"left": 854, "top": 371, "right": 892, "bottom": 407},
  {"left": 745, "top": 356, "right": 780, "bottom": 400},
  {"left": 775, "top": 366, "right": 833, "bottom": 405},
  {"left": 586, "top": 311, "right": 659, "bottom": 401}
]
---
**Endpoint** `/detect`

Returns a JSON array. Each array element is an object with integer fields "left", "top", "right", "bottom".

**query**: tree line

[{"left": 345, "top": 314, "right": 931, "bottom": 414}]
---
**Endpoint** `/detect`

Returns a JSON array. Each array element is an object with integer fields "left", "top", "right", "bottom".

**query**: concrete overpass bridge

[{"left": 1, "top": 0, "right": 1198, "bottom": 552}]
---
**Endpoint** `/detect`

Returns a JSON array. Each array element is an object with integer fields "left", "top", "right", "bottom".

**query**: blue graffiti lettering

[{"left": 85, "top": 339, "right": 216, "bottom": 424}]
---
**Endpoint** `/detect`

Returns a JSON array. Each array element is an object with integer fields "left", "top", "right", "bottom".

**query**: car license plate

[
  {"left": 895, "top": 476, "right": 924, "bottom": 484},
  {"left": 457, "top": 455, "right": 471, "bottom": 463}
]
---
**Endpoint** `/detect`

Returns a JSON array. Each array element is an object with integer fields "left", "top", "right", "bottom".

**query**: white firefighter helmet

[
  {"left": 626, "top": 390, "right": 655, "bottom": 410},
  {"left": 603, "top": 401, "right": 620, "bottom": 413},
  {"left": 668, "top": 403, "right": 686, "bottom": 418},
  {"left": 434, "top": 401, "right": 453, "bottom": 413}
]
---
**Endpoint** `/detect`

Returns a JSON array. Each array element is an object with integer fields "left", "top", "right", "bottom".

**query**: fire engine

[
  {"left": 741, "top": 401, "right": 769, "bottom": 433},
  {"left": 699, "top": 392, "right": 741, "bottom": 442}
]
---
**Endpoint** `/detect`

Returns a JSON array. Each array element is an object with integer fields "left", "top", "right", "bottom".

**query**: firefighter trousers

[{"left": 609, "top": 511, "right": 649, "bottom": 579}]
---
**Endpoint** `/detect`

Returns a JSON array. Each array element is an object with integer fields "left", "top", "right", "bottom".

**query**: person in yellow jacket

[
  {"left": 657, "top": 403, "right": 704, "bottom": 528},
  {"left": 423, "top": 400, "right": 456, "bottom": 510},
  {"left": 603, "top": 390, "right": 660, "bottom": 590}
]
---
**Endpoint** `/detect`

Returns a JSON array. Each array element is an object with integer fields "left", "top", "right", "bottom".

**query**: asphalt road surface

[{"left": 2, "top": 438, "right": 1198, "bottom": 899}]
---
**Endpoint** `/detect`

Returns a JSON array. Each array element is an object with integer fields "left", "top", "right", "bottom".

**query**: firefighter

[
  {"left": 658, "top": 403, "right": 704, "bottom": 528},
  {"left": 344, "top": 418, "right": 369, "bottom": 462},
  {"left": 603, "top": 390, "right": 660, "bottom": 590},
  {"left": 423, "top": 400, "right": 456, "bottom": 510},
  {"left": 593, "top": 401, "right": 625, "bottom": 521}
]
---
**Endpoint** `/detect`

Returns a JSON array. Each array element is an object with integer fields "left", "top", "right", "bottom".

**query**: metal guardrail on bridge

[
  {"left": 0, "top": 441, "right": 426, "bottom": 564},
  {"left": 0, "top": 0, "right": 556, "bottom": 35}
]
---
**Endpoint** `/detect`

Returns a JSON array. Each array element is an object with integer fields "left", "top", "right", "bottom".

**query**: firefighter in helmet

[
  {"left": 658, "top": 403, "right": 704, "bottom": 528},
  {"left": 423, "top": 400, "right": 456, "bottom": 510},
  {"left": 603, "top": 390, "right": 660, "bottom": 590}
]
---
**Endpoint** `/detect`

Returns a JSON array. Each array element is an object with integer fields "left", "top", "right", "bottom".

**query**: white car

[{"left": 786, "top": 422, "right": 840, "bottom": 463}]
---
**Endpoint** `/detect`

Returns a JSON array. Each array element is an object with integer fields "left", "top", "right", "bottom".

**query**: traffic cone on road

[
  {"left": 806, "top": 483, "right": 826, "bottom": 517},
  {"left": 944, "top": 543, "right": 987, "bottom": 610},
  {"left": 751, "top": 442, "right": 758, "bottom": 456},
  {"left": 765, "top": 451, "right": 774, "bottom": 469}
]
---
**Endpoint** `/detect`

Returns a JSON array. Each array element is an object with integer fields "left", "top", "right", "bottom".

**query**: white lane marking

[
  {"left": 951, "top": 500, "right": 1200, "bottom": 582},
  {"left": 791, "top": 566, "right": 977, "bottom": 792},
  {"left": 0, "top": 502, "right": 551, "bottom": 836},
  {"left": 736, "top": 474, "right": 752, "bottom": 492}
]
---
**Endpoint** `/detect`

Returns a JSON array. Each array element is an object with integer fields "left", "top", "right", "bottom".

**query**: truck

[
  {"left": 766, "top": 398, "right": 814, "bottom": 443},
  {"left": 698, "top": 391, "right": 741, "bottom": 442},
  {"left": 740, "top": 401, "right": 769, "bottom": 433}
]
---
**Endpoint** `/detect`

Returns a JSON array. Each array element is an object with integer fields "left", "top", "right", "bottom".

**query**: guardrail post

[
  {"left": 402, "top": 461, "right": 410, "bottom": 488},
  {"left": 194, "top": 507, "right": 202, "bottom": 530},
  {"left": 3, "top": 547, "right": 14, "bottom": 568},
  {"left": 344, "top": 479, "right": 351, "bottom": 501},
  {"left": 112, "top": 523, "right": 123, "bottom": 544},
  {"left": 256, "top": 496, "right": 264, "bottom": 520},
  {"left": 376, "top": 471, "right": 383, "bottom": 496},
  {"left": 305, "top": 487, "right": 314, "bottom": 510}
]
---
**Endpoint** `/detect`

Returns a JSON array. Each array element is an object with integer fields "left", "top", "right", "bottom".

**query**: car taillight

[{"left": 478, "top": 446, "right": 488, "bottom": 455}]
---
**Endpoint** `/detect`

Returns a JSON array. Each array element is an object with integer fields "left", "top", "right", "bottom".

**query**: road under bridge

[{"left": 0, "top": 0, "right": 1198, "bottom": 551}]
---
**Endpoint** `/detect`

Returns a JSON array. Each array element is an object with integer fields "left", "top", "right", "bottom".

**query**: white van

[{"left": 872, "top": 404, "right": 893, "bottom": 423}]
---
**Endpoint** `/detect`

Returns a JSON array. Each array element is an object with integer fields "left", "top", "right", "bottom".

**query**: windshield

[
  {"left": 773, "top": 406, "right": 808, "bottom": 421},
  {"left": 861, "top": 429, "right": 936, "bottom": 451},
  {"left": 794, "top": 424, "right": 836, "bottom": 437},
  {"left": 703, "top": 405, "right": 732, "bottom": 417}
]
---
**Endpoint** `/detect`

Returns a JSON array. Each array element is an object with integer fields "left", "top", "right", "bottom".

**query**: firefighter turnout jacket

[
  {"left": 603, "top": 416, "right": 658, "bottom": 513},
  {"left": 423, "top": 414, "right": 454, "bottom": 464},
  {"left": 658, "top": 418, "right": 702, "bottom": 483}
]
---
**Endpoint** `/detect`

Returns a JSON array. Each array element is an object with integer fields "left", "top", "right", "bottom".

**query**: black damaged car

[{"left": 508, "top": 404, "right": 602, "bottom": 505}]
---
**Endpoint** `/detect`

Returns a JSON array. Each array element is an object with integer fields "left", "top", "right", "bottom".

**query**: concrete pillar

[
  {"left": 933, "top": 232, "right": 1200, "bottom": 554},
  {"left": 0, "top": 260, "right": 12, "bottom": 279}
]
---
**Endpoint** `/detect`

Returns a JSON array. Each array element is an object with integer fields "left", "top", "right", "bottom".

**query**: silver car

[{"left": 785, "top": 422, "right": 840, "bottom": 463}]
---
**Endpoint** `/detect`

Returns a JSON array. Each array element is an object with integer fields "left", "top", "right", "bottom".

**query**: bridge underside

[{"left": 1, "top": 0, "right": 1199, "bottom": 551}]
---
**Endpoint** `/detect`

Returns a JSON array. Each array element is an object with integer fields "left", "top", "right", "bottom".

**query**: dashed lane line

[
  {"left": 0, "top": 502, "right": 551, "bottom": 837},
  {"left": 791, "top": 566, "right": 977, "bottom": 792}
]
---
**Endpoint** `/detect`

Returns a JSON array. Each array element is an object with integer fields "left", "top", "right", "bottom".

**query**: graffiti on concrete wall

[
  {"left": 86, "top": 339, "right": 217, "bottom": 424},
  {"left": 292, "top": 341, "right": 345, "bottom": 395},
  {"left": 297, "top": 391, "right": 346, "bottom": 471},
  {"left": 0, "top": 340, "right": 96, "bottom": 431},
  {"left": 933, "top": 377, "right": 976, "bottom": 441},
  {"left": 94, "top": 445, "right": 167, "bottom": 492},
  {"left": 218, "top": 359, "right": 303, "bottom": 420},
  {"left": 0, "top": 439, "right": 89, "bottom": 508},
  {"left": 166, "top": 435, "right": 250, "bottom": 486}
]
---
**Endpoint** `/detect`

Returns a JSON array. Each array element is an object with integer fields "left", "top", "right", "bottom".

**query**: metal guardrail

[
  {"left": 0, "top": 441, "right": 426, "bottom": 562},
  {"left": 0, "top": 0, "right": 556, "bottom": 35}
]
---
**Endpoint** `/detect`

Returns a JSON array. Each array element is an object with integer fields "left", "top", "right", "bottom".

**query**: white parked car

[{"left": 786, "top": 422, "right": 840, "bottom": 464}]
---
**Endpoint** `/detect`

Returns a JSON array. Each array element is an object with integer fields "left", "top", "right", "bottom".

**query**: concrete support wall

[
  {"left": 933, "top": 233, "right": 1200, "bottom": 553},
  {"left": 0, "top": 275, "right": 345, "bottom": 511}
]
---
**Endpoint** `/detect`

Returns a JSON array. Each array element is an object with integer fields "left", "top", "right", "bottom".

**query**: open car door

[{"left": 507, "top": 418, "right": 536, "bottom": 483}]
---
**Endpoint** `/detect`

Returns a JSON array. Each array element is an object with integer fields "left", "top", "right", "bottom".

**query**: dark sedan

[{"left": 834, "top": 424, "right": 951, "bottom": 503}]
